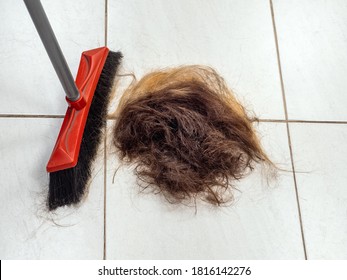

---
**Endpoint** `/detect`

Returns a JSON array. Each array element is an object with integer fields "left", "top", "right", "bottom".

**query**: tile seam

[
  {"left": 2, "top": 115, "right": 347, "bottom": 125},
  {"left": 103, "top": 125, "right": 107, "bottom": 260},
  {"left": 269, "top": 0, "right": 308, "bottom": 259},
  {"left": 103, "top": 0, "right": 108, "bottom": 261}
]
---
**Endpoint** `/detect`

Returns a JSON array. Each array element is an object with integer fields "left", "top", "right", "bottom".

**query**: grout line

[
  {"left": 0, "top": 114, "right": 64, "bottom": 119},
  {"left": 2, "top": 113, "right": 347, "bottom": 125},
  {"left": 106, "top": 115, "right": 347, "bottom": 124},
  {"left": 269, "top": 0, "right": 308, "bottom": 260},
  {"left": 103, "top": 124, "right": 107, "bottom": 260},
  {"left": 103, "top": 0, "right": 108, "bottom": 261},
  {"left": 105, "top": 0, "right": 108, "bottom": 47},
  {"left": 1, "top": 114, "right": 347, "bottom": 125},
  {"left": 257, "top": 119, "right": 286, "bottom": 123},
  {"left": 257, "top": 119, "right": 347, "bottom": 124},
  {"left": 287, "top": 120, "right": 347, "bottom": 124}
]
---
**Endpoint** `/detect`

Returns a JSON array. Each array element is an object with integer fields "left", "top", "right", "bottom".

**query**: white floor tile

[
  {"left": 105, "top": 121, "right": 304, "bottom": 259},
  {"left": 0, "top": 118, "right": 104, "bottom": 259},
  {"left": 0, "top": 0, "right": 105, "bottom": 115},
  {"left": 108, "top": 0, "right": 284, "bottom": 119},
  {"left": 290, "top": 123, "right": 347, "bottom": 259},
  {"left": 273, "top": 0, "right": 347, "bottom": 121}
]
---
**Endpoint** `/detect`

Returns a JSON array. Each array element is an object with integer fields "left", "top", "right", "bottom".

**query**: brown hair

[{"left": 112, "top": 66, "right": 274, "bottom": 205}]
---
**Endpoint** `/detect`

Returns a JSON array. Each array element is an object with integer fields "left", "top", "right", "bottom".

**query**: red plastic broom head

[{"left": 46, "top": 47, "right": 109, "bottom": 172}]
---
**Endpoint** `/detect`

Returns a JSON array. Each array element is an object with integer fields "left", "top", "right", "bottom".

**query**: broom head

[
  {"left": 47, "top": 47, "right": 109, "bottom": 172},
  {"left": 47, "top": 47, "right": 122, "bottom": 210}
]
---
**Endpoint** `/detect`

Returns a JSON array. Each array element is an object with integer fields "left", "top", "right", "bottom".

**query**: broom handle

[{"left": 23, "top": 0, "right": 80, "bottom": 101}]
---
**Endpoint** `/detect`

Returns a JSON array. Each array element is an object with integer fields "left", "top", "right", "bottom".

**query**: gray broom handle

[{"left": 23, "top": 0, "right": 80, "bottom": 101}]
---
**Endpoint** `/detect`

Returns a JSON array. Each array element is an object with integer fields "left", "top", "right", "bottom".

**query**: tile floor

[{"left": 0, "top": 0, "right": 346, "bottom": 259}]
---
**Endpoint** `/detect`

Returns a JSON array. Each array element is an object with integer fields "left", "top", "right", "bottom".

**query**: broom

[{"left": 24, "top": 0, "right": 122, "bottom": 210}]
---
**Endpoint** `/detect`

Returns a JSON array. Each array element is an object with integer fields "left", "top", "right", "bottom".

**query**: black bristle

[{"left": 48, "top": 51, "right": 122, "bottom": 210}]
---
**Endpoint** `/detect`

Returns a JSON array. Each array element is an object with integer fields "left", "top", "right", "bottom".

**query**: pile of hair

[{"left": 112, "top": 66, "right": 274, "bottom": 205}]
